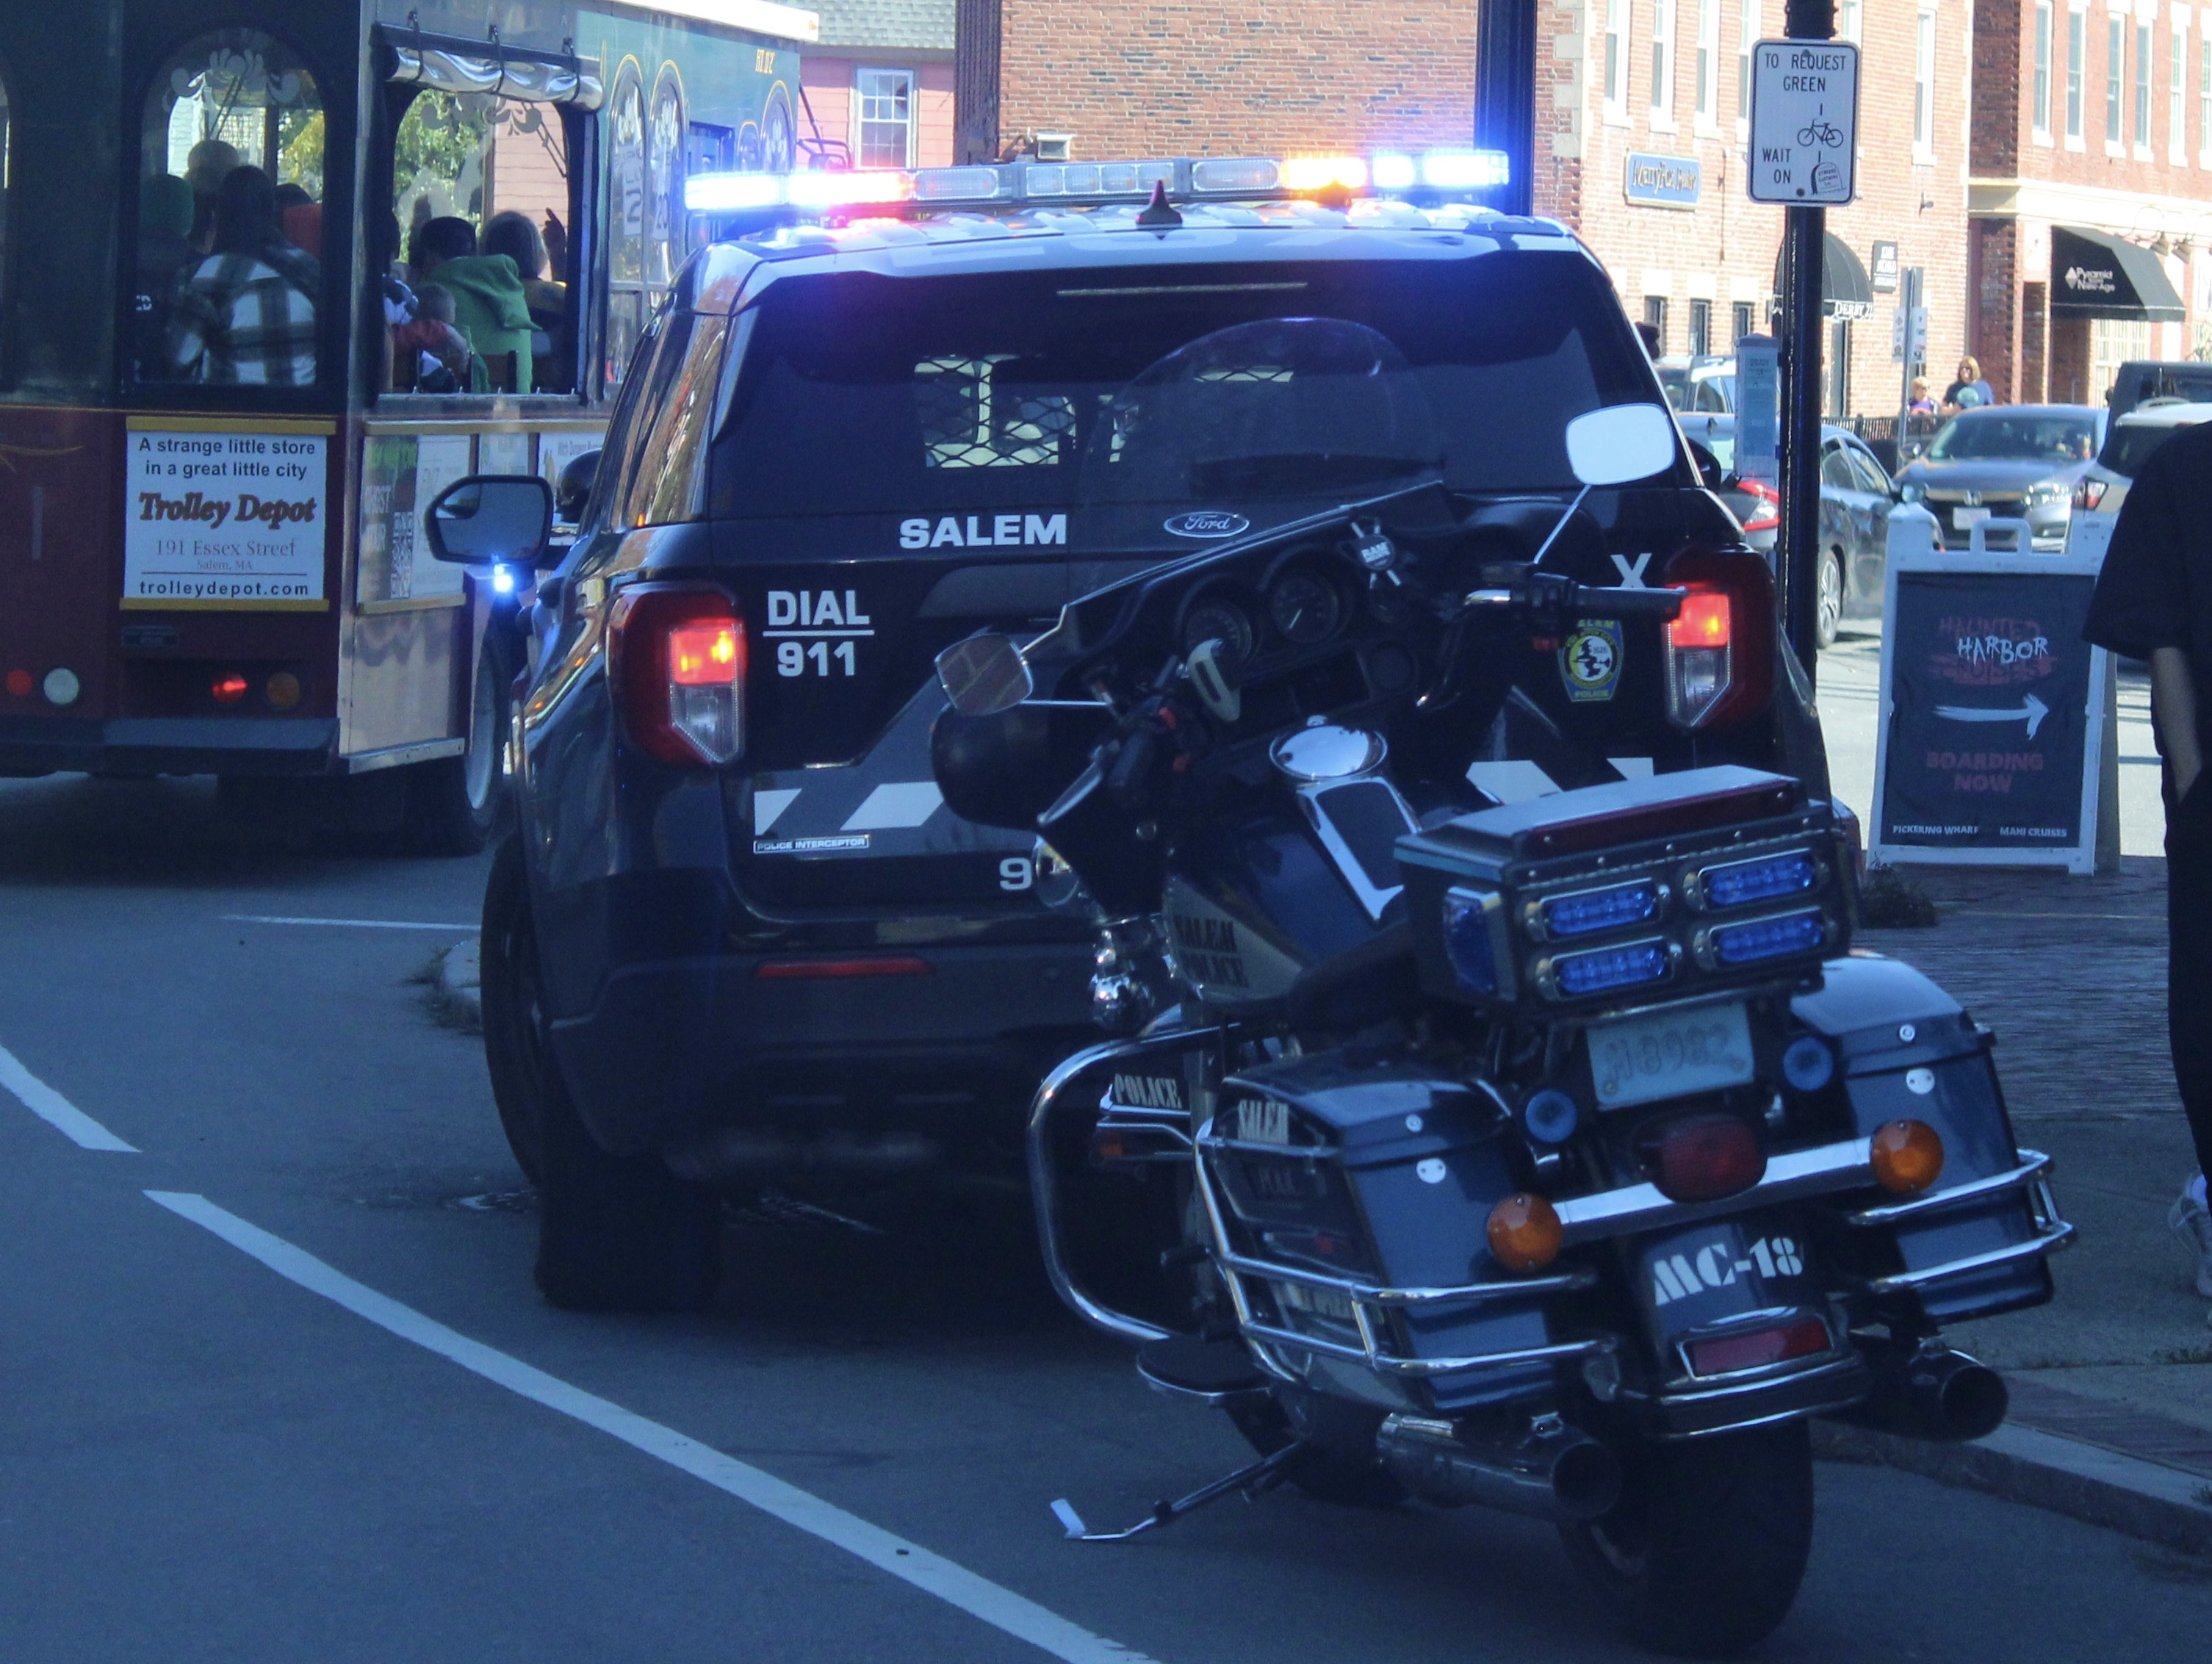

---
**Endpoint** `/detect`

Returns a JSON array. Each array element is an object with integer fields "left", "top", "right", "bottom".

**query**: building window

[
  {"left": 1644, "top": 295, "right": 1670, "bottom": 353},
  {"left": 1696, "top": 0, "right": 1720, "bottom": 123},
  {"left": 2108, "top": 15, "right": 2125, "bottom": 145},
  {"left": 1607, "top": 0, "right": 1630, "bottom": 118},
  {"left": 855, "top": 68, "right": 915, "bottom": 169},
  {"left": 2034, "top": 0, "right": 2053, "bottom": 136},
  {"left": 1914, "top": 9, "right": 1937, "bottom": 158},
  {"left": 2136, "top": 20, "right": 2154, "bottom": 149},
  {"left": 1732, "top": 300, "right": 1757, "bottom": 342},
  {"left": 1652, "top": 0, "right": 1676, "bottom": 120},
  {"left": 1827, "top": 318, "right": 1852, "bottom": 418},
  {"left": 1840, "top": 0, "right": 1862, "bottom": 40},
  {"left": 2068, "top": 4, "right": 2086, "bottom": 140},
  {"left": 2091, "top": 317, "right": 2152, "bottom": 404},
  {"left": 1738, "top": 0, "right": 1759, "bottom": 123},
  {"left": 1689, "top": 298, "right": 1712, "bottom": 356},
  {"left": 2173, "top": 19, "right": 2189, "bottom": 160},
  {"left": 2201, "top": 35, "right": 2211, "bottom": 162}
]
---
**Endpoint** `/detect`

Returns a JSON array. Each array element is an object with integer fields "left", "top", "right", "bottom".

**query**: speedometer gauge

[
  {"left": 1267, "top": 570, "right": 1341, "bottom": 645},
  {"left": 1180, "top": 594, "right": 1255, "bottom": 667}
]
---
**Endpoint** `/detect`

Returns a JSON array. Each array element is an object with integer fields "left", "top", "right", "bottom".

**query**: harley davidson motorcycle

[{"left": 928, "top": 320, "right": 2072, "bottom": 1657}]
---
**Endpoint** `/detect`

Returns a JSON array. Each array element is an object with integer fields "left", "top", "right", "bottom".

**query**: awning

[
  {"left": 1772, "top": 233, "right": 1875, "bottom": 321},
  {"left": 2050, "top": 226, "right": 2186, "bottom": 322},
  {"left": 376, "top": 26, "right": 603, "bottom": 109}
]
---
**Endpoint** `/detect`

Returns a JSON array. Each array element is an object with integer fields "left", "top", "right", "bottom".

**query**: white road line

[
  {"left": 0, "top": 1042, "right": 136, "bottom": 1153},
  {"left": 222, "top": 915, "right": 477, "bottom": 932},
  {"left": 143, "top": 1192, "right": 1155, "bottom": 1664}
]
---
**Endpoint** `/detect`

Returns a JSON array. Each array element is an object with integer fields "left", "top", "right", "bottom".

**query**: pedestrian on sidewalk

[{"left": 2083, "top": 417, "right": 2212, "bottom": 1308}]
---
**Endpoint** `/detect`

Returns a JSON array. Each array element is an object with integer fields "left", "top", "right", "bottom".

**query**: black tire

[
  {"left": 1228, "top": 1386, "right": 1407, "bottom": 1510},
  {"left": 1558, "top": 1420, "right": 1814, "bottom": 1658},
  {"left": 479, "top": 836, "right": 722, "bottom": 1311},
  {"left": 403, "top": 649, "right": 510, "bottom": 856},
  {"left": 1815, "top": 550, "right": 1845, "bottom": 651}
]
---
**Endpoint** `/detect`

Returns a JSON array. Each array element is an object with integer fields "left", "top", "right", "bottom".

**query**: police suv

[{"left": 437, "top": 152, "right": 1801, "bottom": 1309}]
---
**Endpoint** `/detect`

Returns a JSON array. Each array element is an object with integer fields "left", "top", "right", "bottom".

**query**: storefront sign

[
  {"left": 1624, "top": 152, "right": 1701, "bottom": 208},
  {"left": 123, "top": 419, "right": 331, "bottom": 610},
  {"left": 356, "top": 433, "right": 472, "bottom": 608},
  {"left": 1870, "top": 239, "right": 1899, "bottom": 292},
  {"left": 1870, "top": 508, "right": 2111, "bottom": 873}
]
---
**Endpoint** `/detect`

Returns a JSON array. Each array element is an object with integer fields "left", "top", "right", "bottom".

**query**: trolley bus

[{"left": 0, "top": 0, "right": 815, "bottom": 848}]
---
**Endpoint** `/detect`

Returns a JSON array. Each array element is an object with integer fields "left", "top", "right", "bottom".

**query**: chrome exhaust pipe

[
  {"left": 1833, "top": 1341, "right": 2009, "bottom": 1443},
  {"left": 1377, "top": 1413, "right": 1621, "bottom": 1521}
]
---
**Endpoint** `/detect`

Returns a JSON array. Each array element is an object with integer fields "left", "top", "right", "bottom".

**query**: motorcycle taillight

[
  {"left": 1660, "top": 547, "right": 1773, "bottom": 730},
  {"left": 608, "top": 583, "right": 746, "bottom": 766}
]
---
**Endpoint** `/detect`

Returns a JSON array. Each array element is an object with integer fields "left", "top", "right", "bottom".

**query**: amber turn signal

[
  {"left": 1870, "top": 1119, "right": 1945, "bottom": 1195},
  {"left": 1487, "top": 1192, "right": 1564, "bottom": 1272}
]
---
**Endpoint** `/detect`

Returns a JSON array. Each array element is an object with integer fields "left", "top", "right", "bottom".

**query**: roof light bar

[{"left": 683, "top": 148, "right": 1511, "bottom": 221}]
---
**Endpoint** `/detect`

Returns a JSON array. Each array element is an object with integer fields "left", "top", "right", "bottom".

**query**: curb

[
  {"left": 1814, "top": 1418, "right": 2212, "bottom": 1557},
  {"left": 434, "top": 936, "right": 483, "bottom": 1031}
]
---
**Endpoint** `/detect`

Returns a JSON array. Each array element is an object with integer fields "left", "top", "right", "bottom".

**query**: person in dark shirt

[{"left": 2083, "top": 418, "right": 2212, "bottom": 1310}]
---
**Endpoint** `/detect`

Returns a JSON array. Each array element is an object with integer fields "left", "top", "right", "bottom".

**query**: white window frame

[
  {"left": 1696, "top": 0, "right": 1721, "bottom": 128},
  {"left": 2108, "top": 12, "right": 2128, "bottom": 152},
  {"left": 2175, "top": 12, "right": 2191, "bottom": 160},
  {"left": 851, "top": 65, "right": 916, "bottom": 170},
  {"left": 2200, "top": 16, "right": 2212, "bottom": 163},
  {"left": 1840, "top": 0, "right": 1863, "bottom": 40},
  {"left": 1651, "top": 0, "right": 1678, "bottom": 128},
  {"left": 1606, "top": 0, "right": 1632, "bottom": 123},
  {"left": 1914, "top": 7, "right": 1938, "bottom": 160},
  {"left": 2136, "top": 17, "right": 2156, "bottom": 154},
  {"left": 1737, "top": 0, "right": 1760, "bottom": 132},
  {"left": 2034, "top": 0, "right": 2056, "bottom": 138},
  {"left": 2068, "top": 0, "right": 2090, "bottom": 145}
]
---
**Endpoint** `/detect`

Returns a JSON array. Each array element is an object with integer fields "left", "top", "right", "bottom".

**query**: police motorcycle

[{"left": 927, "top": 319, "right": 2072, "bottom": 1657}]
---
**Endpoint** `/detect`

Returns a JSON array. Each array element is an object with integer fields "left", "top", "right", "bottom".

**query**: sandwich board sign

[
  {"left": 1748, "top": 40, "right": 1860, "bottom": 205},
  {"left": 1869, "top": 506, "right": 2112, "bottom": 873}
]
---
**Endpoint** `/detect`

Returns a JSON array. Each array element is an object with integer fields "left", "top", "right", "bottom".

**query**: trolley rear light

[
  {"left": 211, "top": 672, "right": 250, "bottom": 705},
  {"left": 1660, "top": 547, "right": 1773, "bottom": 730},
  {"left": 1687, "top": 1317, "right": 1829, "bottom": 1377},
  {"left": 4, "top": 669, "right": 28, "bottom": 699},
  {"left": 608, "top": 583, "right": 746, "bottom": 767},
  {"left": 753, "top": 956, "right": 932, "bottom": 979}
]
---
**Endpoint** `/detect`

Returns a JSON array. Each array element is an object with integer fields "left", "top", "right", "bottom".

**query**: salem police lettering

[{"left": 898, "top": 514, "right": 1068, "bottom": 550}]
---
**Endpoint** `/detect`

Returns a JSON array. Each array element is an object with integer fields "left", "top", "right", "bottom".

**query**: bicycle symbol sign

[{"left": 1747, "top": 38, "right": 1860, "bottom": 205}]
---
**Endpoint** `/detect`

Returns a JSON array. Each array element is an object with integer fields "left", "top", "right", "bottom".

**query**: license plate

[
  {"left": 1953, "top": 505, "right": 1992, "bottom": 528},
  {"left": 1588, "top": 1001, "right": 1755, "bottom": 1109}
]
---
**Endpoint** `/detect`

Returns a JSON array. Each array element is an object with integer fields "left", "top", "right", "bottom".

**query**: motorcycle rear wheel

[{"left": 1557, "top": 1419, "right": 1813, "bottom": 1659}]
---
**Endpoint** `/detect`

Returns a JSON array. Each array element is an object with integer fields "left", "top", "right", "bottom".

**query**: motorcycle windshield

[{"left": 1076, "top": 317, "right": 1444, "bottom": 519}]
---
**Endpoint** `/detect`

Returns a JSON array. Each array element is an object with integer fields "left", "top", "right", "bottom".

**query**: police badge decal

[{"left": 1560, "top": 619, "right": 1624, "bottom": 702}]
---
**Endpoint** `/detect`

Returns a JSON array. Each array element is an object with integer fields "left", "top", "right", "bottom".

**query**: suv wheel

[
  {"left": 480, "top": 836, "right": 723, "bottom": 1311},
  {"left": 1815, "top": 550, "right": 1844, "bottom": 651}
]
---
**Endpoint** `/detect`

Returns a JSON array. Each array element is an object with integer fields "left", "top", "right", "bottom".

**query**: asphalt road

[{"left": 2, "top": 771, "right": 2208, "bottom": 1663}]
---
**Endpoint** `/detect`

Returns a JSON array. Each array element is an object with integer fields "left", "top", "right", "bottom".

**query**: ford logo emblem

[{"left": 1163, "top": 511, "right": 1249, "bottom": 539}]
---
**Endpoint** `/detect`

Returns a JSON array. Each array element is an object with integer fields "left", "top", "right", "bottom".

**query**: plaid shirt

[{"left": 166, "top": 248, "right": 320, "bottom": 386}]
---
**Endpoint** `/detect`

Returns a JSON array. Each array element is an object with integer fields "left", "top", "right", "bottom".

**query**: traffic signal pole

[{"left": 1778, "top": 0, "right": 1836, "bottom": 691}]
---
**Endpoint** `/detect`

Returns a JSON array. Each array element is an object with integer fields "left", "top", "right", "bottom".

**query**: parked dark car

[
  {"left": 1894, "top": 404, "right": 2103, "bottom": 552},
  {"left": 1677, "top": 413, "right": 1894, "bottom": 647},
  {"left": 2105, "top": 359, "right": 2212, "bottom": 419}
]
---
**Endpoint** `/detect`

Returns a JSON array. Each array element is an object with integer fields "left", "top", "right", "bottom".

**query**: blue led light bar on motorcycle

[
  {"left": 1539, "top": 879, "right": 1662, "bottom": 939},
  {"left": 1698, "top": 850, "right": 1817, "bottom": 909},
  {"left": 1710, "top": 910, "right": 1826, "bottom": 966},
  {"left": 1553, "top": 940, "right": 1673, "bottom": 997}
]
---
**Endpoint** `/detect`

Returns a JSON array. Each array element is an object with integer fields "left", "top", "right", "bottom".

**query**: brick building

[
  {"left": 1968, "top": 0, "right": 2211, "bottom": 406},
  {"left": 801, "top": 1, "right": 958, "bottom": 169}
]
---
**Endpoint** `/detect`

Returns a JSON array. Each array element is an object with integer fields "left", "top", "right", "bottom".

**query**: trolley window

[{"left": 133, "top": 28, "right": 328, "bottom": 388}]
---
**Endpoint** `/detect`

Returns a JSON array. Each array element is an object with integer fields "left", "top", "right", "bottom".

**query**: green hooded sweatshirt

[{"left": 434, "top": 253, "right": 536, "bottom": 389}]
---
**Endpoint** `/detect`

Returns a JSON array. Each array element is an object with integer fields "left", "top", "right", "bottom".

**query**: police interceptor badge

[{"left": 1560, "top": 620, "right": 1623, "bottom": 702}]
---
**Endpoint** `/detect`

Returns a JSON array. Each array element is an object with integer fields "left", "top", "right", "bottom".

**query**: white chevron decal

[{"left": 843, "top": 782, "right": 945, "bottom": 831}]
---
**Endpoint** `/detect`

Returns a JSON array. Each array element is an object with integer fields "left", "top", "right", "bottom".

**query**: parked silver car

[{"left": 1893, "top": 404, "right": 2105, "bottom": 550}]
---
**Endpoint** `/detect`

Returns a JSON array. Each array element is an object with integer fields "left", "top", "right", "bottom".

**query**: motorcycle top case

[{"left": 1395, "top": 766, "right": 1855, "bottom": 1018}]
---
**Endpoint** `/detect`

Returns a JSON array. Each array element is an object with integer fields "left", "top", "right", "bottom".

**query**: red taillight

[
  {"left": 1660, "top": 547, "right": 1773, "bottom": 730},
  {"left": 212, "top": 673, "right": 250, "bottom": 705},
  {"left": 1735, "top": 478, "right": 1781, "bottom": 533},
  {"left": 608, "top": 584, "right": 745, "bottom": 767},
  {"left": 1643, "top": 1112, "right": 1766, "bottom": 1202},
  {"left": 1687, "top": 1317, "right": 1829, "bottom": 1377},
  {"left": 2072, "top": 478, "right": 2108, "bottom": 512},
  {"left": 753, "top": 957, "right": 932, "bottom": 979}
]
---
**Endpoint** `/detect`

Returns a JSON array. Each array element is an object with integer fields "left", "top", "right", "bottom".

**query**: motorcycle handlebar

[
  {"left": 1462, "top": 582, "right": 1685, "bottom": 623},
  {"left": 1106, "top": 726, "right": 1159, "bottom": 804}
]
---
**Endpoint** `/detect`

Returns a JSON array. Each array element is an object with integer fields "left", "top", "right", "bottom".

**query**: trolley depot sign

[{"left": 123, "top": 417, "right": 331, "bottom": 609}]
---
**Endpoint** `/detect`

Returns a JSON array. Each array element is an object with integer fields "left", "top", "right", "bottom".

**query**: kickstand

[{"left": 1049, "top": 1440, "right": 1310, "bottom": 1543}]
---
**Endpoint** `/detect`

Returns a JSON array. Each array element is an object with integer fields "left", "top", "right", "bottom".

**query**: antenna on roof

[{"left": 1135, "top": 181, "right": 1184, "bottom": 229}]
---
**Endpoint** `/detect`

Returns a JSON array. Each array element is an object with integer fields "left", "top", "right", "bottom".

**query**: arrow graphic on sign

[{"left": 1934, "top": 694, "right": 2049, "bottom": 739}]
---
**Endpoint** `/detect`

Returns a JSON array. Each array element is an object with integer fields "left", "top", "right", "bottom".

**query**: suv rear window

[
  {"left": 2099, "top": 417, "right": 2203, "bottom": 478},
  {"left": 708, "top": 253, "right": 1654, "bottom": 520}
]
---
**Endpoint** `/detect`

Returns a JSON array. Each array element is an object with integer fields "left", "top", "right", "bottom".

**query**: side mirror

[
  {"left": 935, "top": 633, "right": 1033, "bottom": 716},
  {"left": 1565, "top": 403, "right": 1679, "bottom": 488},
  {"left": 555, "top": 450, "right": 599, "bottom": 523},
  {"left": 425, "top": 475, "right": 555, "bottom": 566}
]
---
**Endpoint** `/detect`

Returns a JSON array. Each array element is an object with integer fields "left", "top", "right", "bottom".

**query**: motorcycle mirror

[
  {"left": 936, "top": 633, "right": 1034, "bottom": 716},
  {"left": 1564, "top": 404, "right": 1679, "bottom": 488}
]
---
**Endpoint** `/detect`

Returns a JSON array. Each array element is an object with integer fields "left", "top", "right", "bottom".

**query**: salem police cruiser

[{"left": 429, "top": 148, "right": 1811, "bottom": 1311}]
